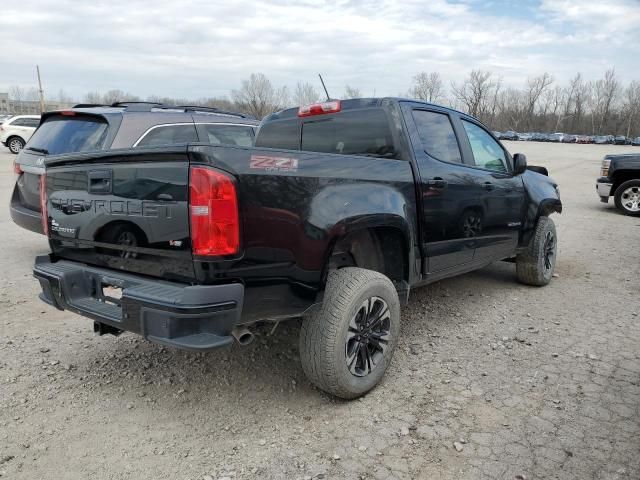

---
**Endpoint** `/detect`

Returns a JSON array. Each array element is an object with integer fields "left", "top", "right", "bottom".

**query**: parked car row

[{"left": 493, "top": 130, "right": 640, "bottom": 146}]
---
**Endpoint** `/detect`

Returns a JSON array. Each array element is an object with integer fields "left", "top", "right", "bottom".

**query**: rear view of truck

[
  {"left": 32, "top": 98, "right": 423, "bottom": 399},
  {"left": 35, "top": 145, "right": 246, "bottom": 350}
]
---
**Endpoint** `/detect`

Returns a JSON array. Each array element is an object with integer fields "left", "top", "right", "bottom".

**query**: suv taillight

[
  {"left": 189, "top": 166, "right": 239, "bottom": 256},
  {"left": 39, "top": 174, "right": 49, "bottom": 236},
  {"left": 13, "top": 160, "right": 22, "bottom": 175}
]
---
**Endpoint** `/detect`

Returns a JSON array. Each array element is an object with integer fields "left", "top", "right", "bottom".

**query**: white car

[{"left": 0, "top": 115, "right": 41, "bottom": 154}]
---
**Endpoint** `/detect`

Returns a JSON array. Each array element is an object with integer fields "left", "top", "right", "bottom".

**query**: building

[{"left": 0, "top": 92, "right": 72, "bottom": 115}]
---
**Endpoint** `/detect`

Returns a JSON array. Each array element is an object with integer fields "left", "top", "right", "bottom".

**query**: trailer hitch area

[{"left": 93, "top": 321, "right": 123, "bottom": 337}]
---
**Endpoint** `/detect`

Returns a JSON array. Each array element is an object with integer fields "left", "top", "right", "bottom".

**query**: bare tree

[
  {"left": 84, "top": 91, "right": 103, "bottom": 104},
  {"left": 102, "top": 89, "right": 139, "bottom": 105},
  {"left": 9, "top": 86, "right": 24, "bottom": 102},
  {"left": 293, "top": 81, "right": 320, "bottom": 106},
  {"left": 57, "top": 89, "right": 74, "bottom": 106},
  {"left": 593, "top": 69, "right": 620, "bottom": 133},
  {"left": 343, "top": 85, "right": 362, "bottom": 99},
  {"left": 524, "top": 73, "right": 553, "bottom": 129},
  {"left": 22, "top": 87, "right": 39, "bottom": 102},
  {"left": 410, "top": 72, "right": 445, "bottom": 103},
  {"left": 451, "top": 70, "right": 497, "bottom": 121},
  {"left": 232, "top": 73, "right": 287, "bottom": 119},
  {"left": 622, "top": 80, "right": 640, "bottom": 138}
]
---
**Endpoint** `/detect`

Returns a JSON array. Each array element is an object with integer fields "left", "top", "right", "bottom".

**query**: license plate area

[{"left": 101, "top": 284, "right": 123, "bottom": 306}]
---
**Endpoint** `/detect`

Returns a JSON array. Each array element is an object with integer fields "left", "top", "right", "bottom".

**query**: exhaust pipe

[{"left": 231, "top": 326, "right": 254, "bottom": 346}]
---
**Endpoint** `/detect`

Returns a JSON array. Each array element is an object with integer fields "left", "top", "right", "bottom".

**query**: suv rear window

[
  {"left": 256, "top": 108, "right": 397, "bottom": 157},
  {"left": 135, "top": 124, "right": 198, "bottom": 147},
  {"left": 28, "top": 115, "right": 109, "bottom": 155},
  {"left": 200, "top": 124, "right": 255, "bottom": 147}
]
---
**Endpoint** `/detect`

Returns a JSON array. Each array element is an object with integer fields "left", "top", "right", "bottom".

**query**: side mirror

[{"left": 513, "top": 153, "right": 527, "bottom": 175}]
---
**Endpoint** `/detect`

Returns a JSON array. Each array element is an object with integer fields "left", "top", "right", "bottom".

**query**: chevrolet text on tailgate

[{"left": 33, "top": 98, "right": 562, "bottom": 399}]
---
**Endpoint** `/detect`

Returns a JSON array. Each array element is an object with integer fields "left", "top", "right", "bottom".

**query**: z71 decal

[{"left": 250, "top": 155, "right": 299, "bottom": 172}]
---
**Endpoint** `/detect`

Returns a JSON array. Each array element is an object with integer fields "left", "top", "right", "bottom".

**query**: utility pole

[{"left": 36, "top": 65, "right": 45, "bottom": 114}]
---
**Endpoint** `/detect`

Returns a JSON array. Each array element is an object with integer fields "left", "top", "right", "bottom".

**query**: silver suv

[{"left": 11, "top": 102, "right": 258, "bottom": 234}]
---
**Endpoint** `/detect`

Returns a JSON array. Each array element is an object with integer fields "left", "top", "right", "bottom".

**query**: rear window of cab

[{"left": 256, "top": 108, "right": 397, "bottom": 158}]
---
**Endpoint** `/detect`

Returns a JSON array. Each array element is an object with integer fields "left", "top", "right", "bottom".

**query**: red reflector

[
  {"left": 189, "top": 166, "right": 239, "bottom": 256},
  {"left": 60, "top": 110, "right": 76, "bottom": 116},
  {"left": 298, "top": 100, "right": 341, "bottom": 117},
  {"left": 39, "top": 174, "right": 49, "bottom": 236},
  {"left": 13, "top": 160, "right": 22, "bottom": 175}
]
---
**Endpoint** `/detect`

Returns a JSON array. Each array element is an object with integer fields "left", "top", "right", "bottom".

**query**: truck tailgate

[{"left": 43, "top": 147, "right": 195, "bottom": 282}]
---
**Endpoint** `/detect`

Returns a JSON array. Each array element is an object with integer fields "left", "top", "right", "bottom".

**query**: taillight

[
  {"left": 13, "top": 160, "right": 22, "bottom": 175},
  {"left": 60, "top": 110, "right": 76, "bottom": 116},
  {"left": 298, "top": 100, "right": 341, "bottom": 117},
  {"left": 39, "top": 174, "right": 49, "bottom": 236},
  {"left": 189, "top": 166, "right": 239, "bottom": 256}
]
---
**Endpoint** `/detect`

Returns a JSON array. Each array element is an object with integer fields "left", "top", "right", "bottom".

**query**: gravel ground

[{"left": 1, "top": 142, "right": 639, "bottom": 480}]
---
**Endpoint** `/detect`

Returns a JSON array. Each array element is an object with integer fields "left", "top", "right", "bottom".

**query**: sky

[{"left": 0, "top": 0, "right": 639, "bottom": 101}]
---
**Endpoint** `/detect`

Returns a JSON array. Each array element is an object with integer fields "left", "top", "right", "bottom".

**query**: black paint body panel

[{"left": 40, "top": 98, "right": 562, "bottom": 325}]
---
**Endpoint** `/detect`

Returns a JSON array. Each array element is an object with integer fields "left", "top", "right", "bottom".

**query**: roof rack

[
  {"left": 105, "top": 101, "right": 254, "bottom": 119},
  {"left": 174, "top": 105, "right": 255, "bottom": 119},
  {"left": 72, "top": 103, "right": 109, "bottom": 108}
]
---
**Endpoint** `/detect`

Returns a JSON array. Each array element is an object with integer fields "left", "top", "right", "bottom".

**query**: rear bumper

[
  {"left": 33, "top": 255, "right": 244, "bottom": 351},
  {"left": 596, "top": 177, "right": 612, "bottom": 202}
]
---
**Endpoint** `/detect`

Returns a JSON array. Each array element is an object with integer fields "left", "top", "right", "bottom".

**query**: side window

[
  {"left": 412, "top": 110, "right": 462, "bottom": 163},
  {"left": 28, "top": 118, "right": 40, "bottom": 127},
  {"left": 201, "top": 124, "right": 255, "bottom": 147},
  {"left": 462, "top": 120, "right": 509, "bottom": 173},
  {"left": 10, "top": 118, "right": 25, "bottom": 127},
  {"left": 135, "top": 124, "right": 198, "bottom": 147}
]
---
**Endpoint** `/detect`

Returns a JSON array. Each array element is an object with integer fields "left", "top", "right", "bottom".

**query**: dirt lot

[{"left": 1, "top": 142, "right": 639, "bottom": 480}]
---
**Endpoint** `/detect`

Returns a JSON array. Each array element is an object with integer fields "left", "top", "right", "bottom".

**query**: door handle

[
  {"left": 482, "top": 182, "right": 494, "bottom": 191},
  {"left": 426, "top": 177, "right": 448, "bottom": 189}
]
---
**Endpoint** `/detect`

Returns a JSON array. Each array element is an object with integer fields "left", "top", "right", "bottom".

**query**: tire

[
  {"left": 516, "top": 216, "right": 557, "bottom": 286},
  {"left": 613, "top": 180, "right": 640, "bottom": 217},
  {"left": 299, "top": 267, "right": 400, "bottom": 399},
  {"left": 7, "top": 136, "right": 25, "bottom": 154}
]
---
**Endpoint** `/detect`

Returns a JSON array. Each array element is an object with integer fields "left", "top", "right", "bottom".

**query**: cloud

[{"left": 0, "top": 0, "right": 637, "bottom": 100}]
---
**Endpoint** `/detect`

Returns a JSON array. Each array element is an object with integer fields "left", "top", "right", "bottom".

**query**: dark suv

[{"left": 10, "top": 102, "right": 259, "bottom": 234}]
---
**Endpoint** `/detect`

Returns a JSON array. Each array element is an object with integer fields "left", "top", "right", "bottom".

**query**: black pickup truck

[
  {"left": 33, "top": 98, "right": 562, "bottom": 398},
  {"left": 596, "top": 154, "right": 640, "bottom": 216}
]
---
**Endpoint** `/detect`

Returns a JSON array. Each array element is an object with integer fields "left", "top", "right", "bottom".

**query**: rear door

[
  {"left": 44, "top": 147, "right": 195, "bottom": 282},
  {"left": 403, "top": 105, "right": 477, "bottom": 274}
]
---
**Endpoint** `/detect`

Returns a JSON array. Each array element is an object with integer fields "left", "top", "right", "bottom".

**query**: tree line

[
  {"left": 414, "top": 69, "right": 640, "bottom": 137},
  {"left": 6, "top": 69, "right": 640, "bottom": 137}
]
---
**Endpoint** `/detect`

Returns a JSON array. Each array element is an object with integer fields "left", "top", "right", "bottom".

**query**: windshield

[{"left": 27, "top": 115, "right": 109, "bottom": 155}]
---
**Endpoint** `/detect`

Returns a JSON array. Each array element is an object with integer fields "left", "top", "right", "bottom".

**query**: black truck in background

[
  {"left": 33, "top": 98, "right": 562, "bottom": 398},
  {"left": 596, "top": 154, "right": 640, "bottom": 216}
]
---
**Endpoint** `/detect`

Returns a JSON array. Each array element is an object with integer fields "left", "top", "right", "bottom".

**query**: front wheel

[
  {"left": 7, "top": 136, "right": 25, "bottom": 154},
  {"left": 614, "top": 180, "right": 640, "bottom": 217},
  {"left": 516, "top": 216, "right": 557, "bottom": 286},
  {"left": 299, "top": 267, "right": 400, "bottom": 399}
]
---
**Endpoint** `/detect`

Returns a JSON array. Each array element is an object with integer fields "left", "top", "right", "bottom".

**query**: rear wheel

[
  {"left": 7, "top": 136, "right": 24, "bottom": 154},
  {"left": 516, "top": 216, "right": 557, "bottom": 286},
  {"left": 614, "top": 180, "right": 640, "bottom": 217},
  {"left": 299, "top": 267, "right": 400, "bottom": 399}
]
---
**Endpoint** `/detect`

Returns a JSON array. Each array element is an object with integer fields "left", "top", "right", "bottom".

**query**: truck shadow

[{"left": 73, "top": 260, "right": 528, "bottom": 409}]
